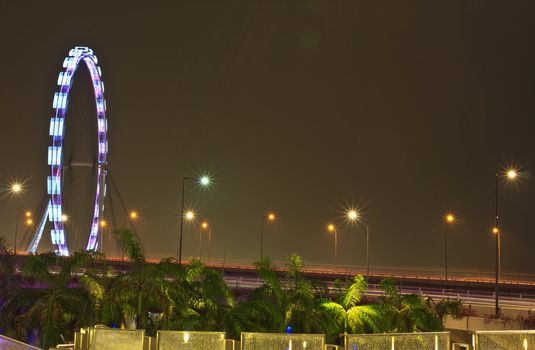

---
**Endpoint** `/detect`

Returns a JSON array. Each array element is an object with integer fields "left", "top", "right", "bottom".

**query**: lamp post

[
  {"left": 199, "top": 221, "right": 212, "bottom": 261},
  {"left": 347, "top": 210, "right": 371, "bottom": 280},
  {"left": 260, "top": 212, "right": 276, "bottom": 261},
  {"left": 444, "top": 214, "right": 455, "bottom": 282},
  {"left": 14, "top": 211, "right": 33, "bottom": 255},
  {"left": 9, "top": 183, "right": 23, "bottom": 255},
  {"left": 177, "top": 176, "right": 210, "bottom": 264},
  {"left": 99, "top": 220, "right": 107, "bottom": 254},
  {"left": 327, "top": 223, "right": 337, "bottom": 265},
  {"left": 494, "top": 168, "right": 518, "bottom": 317},
  {"left": 119, "top": 211, "right": 140, "bottom": 260}
]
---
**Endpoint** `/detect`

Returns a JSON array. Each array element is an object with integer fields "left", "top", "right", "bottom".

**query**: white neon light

[
  {"left": 62, "top": 57, "right": 72, "bottom": 68},
  {"left": 53, "top": 92, "right": 68, "bottom": 109},
  {"left": 98, "top": 141, "right": 107, "bottom": 154},
  {"left": 57, "top": 72, "right": 72, "bottom": 86},
  {"left": 47, "top": 176, "right": 61, "bottom": 195},
  {"left": 51, "top": 229, "right": 65, "bottom": 245},
  {"left": 48, "top": 204, "right": 62, "bottom": 222},
  {"left": 47, "top": 146, "right": 62, "bottom": 166},
  {"left": 97, "top": 118, "right": 107, "bottom": 133},
  {"left": 49, "top": 118, "right": 64, "bottom": 137}
]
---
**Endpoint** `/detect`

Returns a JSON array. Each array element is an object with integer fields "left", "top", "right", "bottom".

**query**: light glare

[
  {"left": 506, "top": 169, "right": 518, "bottom": 180},
  {"left": 10, "top": 183, "right": 22, "bottom": 193},
  {"left": 347, "top": 209, "right": 359, "bottom": 221},
  {"left": 199, "top": 176, "right": 210, "bottom": 186},
  {"left": 185, "top": 211, "right": 195, "bottom": 221}
]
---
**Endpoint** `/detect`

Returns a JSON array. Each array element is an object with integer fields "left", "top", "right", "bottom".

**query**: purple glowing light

[{"left": 42, "top": 47, "right": 108, "bottom": 256}]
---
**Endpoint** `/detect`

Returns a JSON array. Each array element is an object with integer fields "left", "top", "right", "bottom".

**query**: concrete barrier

[
  {"left": 90, "top": 328, "right": 145, "bottom": 350},
  {"left": 344, "top": 332, "right": 450, "bottom": 350},
  {"left": 240, "top": 332, "right": 325, "bottom": 350},
  {"left": 156, "top": 331, "right": 226, "bottom": 350},
  {"left": 474, "top": 330, "right": 535, "bottom": 350}
]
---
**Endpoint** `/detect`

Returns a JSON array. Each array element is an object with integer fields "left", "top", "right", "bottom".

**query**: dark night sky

[{"left": 1, "top": 1, "right": 535, "bottom": 276}]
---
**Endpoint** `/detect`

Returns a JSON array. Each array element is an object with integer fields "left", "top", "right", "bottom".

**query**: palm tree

[
  {"left": 228, "top": 257, "right": 286, "bottom": 334},
  {"left": 0, "top": 236, "right": 17, "bottom": 299},
  {"left": 232, "top": 255, "right": 340, "bottom": 341},
  {"left": 376, "top": 278, "right": 443, "bottom": 332},
  {"left": 85, "top": 229, "right": 234, "bottom": 335},
  {"left": 284, "top": 254, "right": 339, "bottom": 336},
  {"left": 1, "top": 251, "right": 97, "bottom": 348},
  {"left": 172, "top": 259, "right": 238, "bottom": 335},
  {"left": 90, "top": 228, "right": 169, "bottom": 330},
  {"left": 433, "top": 298, "right": 464, "bottom": 321},
  {"left": 321, "top": 274, "right": 388, "bottom": 341}
]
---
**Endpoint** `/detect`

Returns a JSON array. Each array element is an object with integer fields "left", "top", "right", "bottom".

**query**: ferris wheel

[{"left": 28, "top": 47, "right": 108, "bottom": 256}]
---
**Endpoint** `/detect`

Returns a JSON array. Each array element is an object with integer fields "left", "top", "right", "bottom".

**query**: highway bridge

[{"left": 10, "top": 254, "right": 535, "bottom": 314}]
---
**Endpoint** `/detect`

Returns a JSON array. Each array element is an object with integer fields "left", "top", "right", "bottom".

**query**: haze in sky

[{"left": 1, "top": 1, "right": 535, "bottom": 276}]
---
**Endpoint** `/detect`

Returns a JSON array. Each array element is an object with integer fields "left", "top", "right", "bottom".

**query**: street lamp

[
  {"left": 129, "top": 211, "right": 138, "bottom": 220},
  {"left": 9, "top": 182, "right": 24, "bottom": 255},
  {"left": 177, "top": 175, "right": 211, "bottom": 263},
  {"left": 494, "top": 167, "right": 519, "bottom": 316},
  {"left": 13, "top": 211, "right": 33, "bottom": 255},
  {"left": 199, "top": 221, "right": 211, "bottom": 262},
  {"left": 260, "top": 212, "right": 276, "bottom": 261},
  {"left": 444, "top": 213, "right": 455, "bottom": 282},
  {"left": 327, "top": 223, "right": 337, "bottom": 265},
  {"left": 347, "top": 209, "right": 371, "bottom": 280}
]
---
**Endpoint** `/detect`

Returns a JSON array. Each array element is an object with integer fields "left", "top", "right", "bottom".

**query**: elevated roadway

[{"left": 11, "top": 254, "right": 535, "bottom": 313}]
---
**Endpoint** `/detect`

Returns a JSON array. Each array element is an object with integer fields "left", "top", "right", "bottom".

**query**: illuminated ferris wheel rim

[{"left": 40, "top": 46, "right": 108, "bottom": 256}]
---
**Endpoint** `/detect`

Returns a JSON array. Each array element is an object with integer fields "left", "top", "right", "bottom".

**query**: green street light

[{"left": 199, "top": 176, "right": 211, "bottom": 186}]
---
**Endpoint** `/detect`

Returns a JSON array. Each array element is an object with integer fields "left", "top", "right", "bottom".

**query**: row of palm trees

[{"left": 0, "top": 231, "right": 464, "bottom": 348}]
